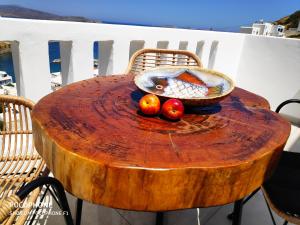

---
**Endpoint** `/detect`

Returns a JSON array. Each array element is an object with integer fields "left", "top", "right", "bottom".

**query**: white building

[
  {"left": 272, "top": 24, "right": 285, "bottom": 36},
  {"left": 240, "top": 26, "right": 260, "bottom": 35},
  {"left": 297, "top": 19, "right": 300, "bottom": 32},
  {"left": 240, "top": 19, "right": 285, "bottom": 37}
]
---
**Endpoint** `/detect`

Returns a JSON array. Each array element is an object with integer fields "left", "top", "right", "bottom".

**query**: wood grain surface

[{"left": 32, "top": 74, "right": 291, "bottom": 211}]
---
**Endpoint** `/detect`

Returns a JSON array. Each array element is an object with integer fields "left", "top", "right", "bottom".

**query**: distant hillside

[
  {"left": 0, "top": 5, "right": 99, "bottom": 23},
  {"left": 274, "top": 10, "right": 300, "bottom": 29}
]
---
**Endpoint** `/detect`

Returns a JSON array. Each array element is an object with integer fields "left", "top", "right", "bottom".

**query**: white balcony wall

[
  {"left": 0, "top": 18, "right": 300, "bottom": 110},
  {"left": 0, "top": 18, "right": 245, "bottom": 101},
  {"left": 236, "top": 35, "right": 300, "bottom": 109}
]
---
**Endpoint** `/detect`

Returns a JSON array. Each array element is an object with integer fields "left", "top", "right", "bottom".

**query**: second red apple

[{"left": 161, "top": 99, "right": 184, "bottom": 120}]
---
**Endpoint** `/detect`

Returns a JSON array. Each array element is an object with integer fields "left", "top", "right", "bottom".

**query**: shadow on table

[{"left": 185, "top": 104, "right": 222, "bottom": 115}]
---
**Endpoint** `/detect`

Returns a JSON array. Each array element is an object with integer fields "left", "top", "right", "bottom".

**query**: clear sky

[{"left": 0, "top": 0, "right": 299, "bottom": 31}]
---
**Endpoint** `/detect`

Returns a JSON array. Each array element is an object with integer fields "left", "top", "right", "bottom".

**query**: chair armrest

[
  {"left": 0, "top": 195, "right": 21, "bottom": 223},
  {"left": 276, "top": 99, "right": 300, "bottom": 113}
]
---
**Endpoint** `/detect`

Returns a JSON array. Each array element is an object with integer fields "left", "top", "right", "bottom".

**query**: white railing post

[
  {"left": 129, "top": 40, "right": 145, "bottom": 60},
  {"left": 168, "top": 41, "right": 179, "bottom": 50},
  {"left": 200, "top": 40, "right": 212, "bottom": 68},
  {"left": 186, "top": 41, "right": 198, "bottom": 54},
  {"left": 11, "top": 39, "right": 51, "bottom": 102},
  {"left": 11, "top": 42, "right": 21, "bottom": 95},
  {"left": 195, "top": 41, "right": 205, "bottom": 60},
  {"left": 157, "top": 41, "right": 169, "bottom": 49},
  {"left": 60, "top": 40, "right": 94, "bottom": 84},
  {"left": 60, "top": 41, "right": 72, "bottom": 85},
  {"left": 207, "top": 41, "right": 219, "bottom": 69},
  {"left": 144, "top": 40, "right": 157, "bottom": 49},
  {"left": 111, "top": 40, "right": 130, "bottom": 75},
  {"left": 179, "top": 41, "right": 188, "bottom": 50}
]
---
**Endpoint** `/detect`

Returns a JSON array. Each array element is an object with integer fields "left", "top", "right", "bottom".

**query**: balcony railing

[
  {"left": 0, "top": 17, "right": 299, "bottom": 110},
  {"left": 0, "top": 17, "right": 300, "bottom": 225}
]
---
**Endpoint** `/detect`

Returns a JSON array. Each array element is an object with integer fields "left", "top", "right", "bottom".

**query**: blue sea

[{"left": 0, "top": 42, "right": 99, "bottom": 82}]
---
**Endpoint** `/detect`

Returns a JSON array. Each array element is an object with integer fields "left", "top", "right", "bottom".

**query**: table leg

[
  {"left": 156, "top": 212, "right": 164, "bottom": 225},
  {"left": 227, "top": 189, "right": 259, "bottom": 220},
  {"left": 232, "top": 199, "right": 243, "bottom": 225},
  {"left": 75, "top": 198, "right": 83, "bottom": 225}
]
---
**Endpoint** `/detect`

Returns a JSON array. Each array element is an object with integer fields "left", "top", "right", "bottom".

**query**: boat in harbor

[
  {"left": 0, "top": 71, "right": 16, "bottom": 95},
  {"left": 52, "top": 58, "right": 61, "bottom": 63},
  {"left": 0, "top": 71, "right": 13, "bottom": 85}
]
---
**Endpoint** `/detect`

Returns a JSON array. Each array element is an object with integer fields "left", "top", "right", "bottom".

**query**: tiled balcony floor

[{"left": 34, "top": 189, "right": 294, "bottom": 225}]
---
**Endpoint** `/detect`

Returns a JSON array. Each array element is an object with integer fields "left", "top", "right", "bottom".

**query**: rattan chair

[
  {"left": 0, "top": 95, "right": 73, "bottom": 225},
  {"left": 126, "top": 48, "right": 203, "bottom": 75}
]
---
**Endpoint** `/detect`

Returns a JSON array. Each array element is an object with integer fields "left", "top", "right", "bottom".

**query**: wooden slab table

[{"left": 32, "top": 74, "right": 290, "bottom": 225}]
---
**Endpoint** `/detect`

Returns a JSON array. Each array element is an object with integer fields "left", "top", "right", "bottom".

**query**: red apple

[
  {"left": 139, "top": 94, "right": 161, "bottom": 115},
  {"left": 161, "top": 99, "right": 184, "bottom": 120}
]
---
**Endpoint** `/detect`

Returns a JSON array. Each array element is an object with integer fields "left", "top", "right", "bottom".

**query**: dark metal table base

[
  {"left": 156, "top": 212, "right": 164, "bottom": 225},
  {"left": 232, "top": 199, "right": 243, "bottom": 225},
  {"left": 75, "top": 199, "right": 243, "bottom": 225},
  {"left": 75, "top": 198, "right": 83, "bottom": 225}
]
